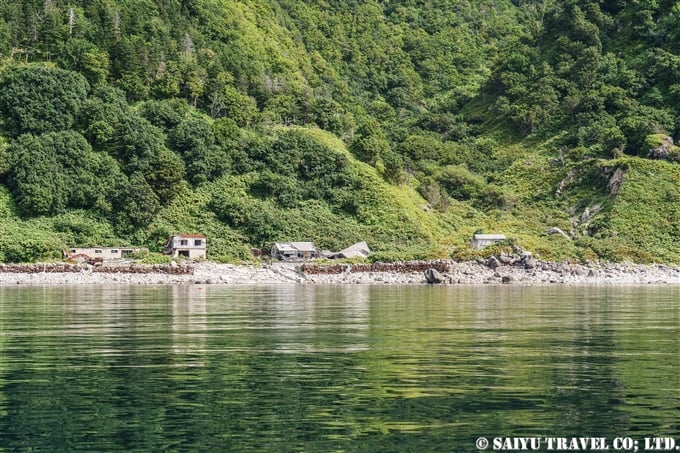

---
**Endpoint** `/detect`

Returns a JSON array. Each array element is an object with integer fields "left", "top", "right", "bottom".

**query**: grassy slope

[
  {"left": 144, "top": 126, "right": 454, "bottom": 262},
  {"left": 596, "top": 158, "right": 680, "bottom": 263},
  {"left": 2, "top": 128, "right": 677, "bottom": 264}
]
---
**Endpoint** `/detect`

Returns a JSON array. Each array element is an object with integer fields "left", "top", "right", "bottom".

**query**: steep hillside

[{"left": 0, "top": 0, "right": 678, "bottom": 263}]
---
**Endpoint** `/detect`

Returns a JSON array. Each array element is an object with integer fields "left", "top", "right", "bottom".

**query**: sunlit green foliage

[{"left": 6, "top": 131, "right": 119, "bottom": 216}]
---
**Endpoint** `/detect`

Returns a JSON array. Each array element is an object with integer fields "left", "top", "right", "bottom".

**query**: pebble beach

[{"left": 0, "top": 260, "right": 678, "bottom": 286}]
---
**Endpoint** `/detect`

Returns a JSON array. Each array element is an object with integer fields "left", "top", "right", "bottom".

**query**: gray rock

[
  {"left": 647, "top": 135, "right": 675, "bottom": 160},
  {"left": 573, "top": 266, "right": 587, "bottom": 277},
  {"left": 607, "top": 167, "right": 627, "bottom": 195},
  {"left": 547, "top": 227, "right": 572, "bottom": 240},
  {"left": 424, "top": 268, "right": 444, "bottom": 284},
  {"left": 486, "top": 256, "right": 501, "bottom": 269},
  {"left": 498, "top": 253, "right": 513, "bottom": 264},
  {"left": 501, "top": 275, "right": 514, "bottom": 284}
]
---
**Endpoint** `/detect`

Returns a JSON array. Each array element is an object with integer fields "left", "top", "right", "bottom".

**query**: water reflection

[
  {"left": 0, "top": 284, "right": 678, "bottom": 451},
  {"left": 171, "top": 285, "right": 207, "bottom": 358},
  {"left": 257, "top": 285, "right": 371, "bottom": 354}
]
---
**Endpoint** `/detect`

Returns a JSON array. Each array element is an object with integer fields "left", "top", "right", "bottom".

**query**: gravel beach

[{"left": 0, "top": 260, "right": 678, "bottom": 286}]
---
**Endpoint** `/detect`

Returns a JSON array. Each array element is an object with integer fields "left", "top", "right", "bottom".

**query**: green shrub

[
  {"left": 139, "top": 252, "right": 173, "bottom": 264},
  {"left": 0, "top": 65, "right": 89, "bottom": 137}
]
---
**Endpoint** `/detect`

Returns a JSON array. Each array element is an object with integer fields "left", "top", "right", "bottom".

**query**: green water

[{"left": 0, "top": 285, "right": 678, "bottom": 452}]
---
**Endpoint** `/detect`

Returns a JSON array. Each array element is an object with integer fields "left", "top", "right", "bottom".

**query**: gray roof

[
  {"left": 472, "top": 234, "right": 506, "bottom": 240},
  {"left": 273, "top": 242, "right": 318, "bottom": 252},
  {"left": 337, "top": 241, "right": 371, "bottom": 258},
  {"left": 290, "top": 241, "right": 317, "bottom": 252},
  {"left": 273, "top": 243, "right": 297, "bottom": 252}
]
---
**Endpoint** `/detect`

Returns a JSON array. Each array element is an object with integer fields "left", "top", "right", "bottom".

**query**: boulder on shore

[
  {"left": 520, "top": 251, "right": 536, "bottom": 269},
  {"left": 424, "top": 268, "right": 444, "bottom": 284},
  {"left": 486, "top": 256, "right": 501, "bottom": 269},
  {"left": 498, "top": 253, "right": 514, "bottom": 265}
]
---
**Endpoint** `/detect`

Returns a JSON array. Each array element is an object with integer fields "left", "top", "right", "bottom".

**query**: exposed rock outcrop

[
  {"left": 607, "top": 167, "right": 627, "bottom": 195},
  {"left": 647, "top": 135, "right": 679, "bottom": 161},
  {"left": 547, "top": 226, "right": 572, "bottom": 240}
]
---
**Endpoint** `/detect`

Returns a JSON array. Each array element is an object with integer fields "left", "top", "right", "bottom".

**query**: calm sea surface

[{"left": 0, "top": 285, "right": 678, "bottom": 452}]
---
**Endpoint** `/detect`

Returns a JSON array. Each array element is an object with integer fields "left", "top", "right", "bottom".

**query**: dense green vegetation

[{"left": 0, "top": 0, "right": 678, "bottom": 263}]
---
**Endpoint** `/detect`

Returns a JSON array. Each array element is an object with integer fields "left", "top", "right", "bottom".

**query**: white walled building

[{"left": 164, "top": 234, "right": 207, "bottom": 260}]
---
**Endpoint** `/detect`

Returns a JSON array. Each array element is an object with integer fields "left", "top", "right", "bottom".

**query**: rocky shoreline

[
  {"left": 0, "top": 259, "right": 678, "bottom": 286},
  {"left": 301, "top": 260, "right": 680, "bottom": 285}
]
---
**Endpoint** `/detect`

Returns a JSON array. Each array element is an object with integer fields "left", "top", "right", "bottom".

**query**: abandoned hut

[
  {"left": 271, "top": 242, "right": 320, "bottom": 261},
  {"left": 65, "top": 247, "right": 148, "bottom": 261},
  {"left": 165, "top": 234, "right": 207, "bottom": 260},
  {"left": 470, "top": 233, "right": 507, "bottom": 250}
]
